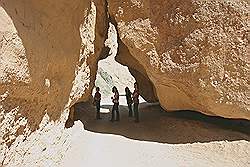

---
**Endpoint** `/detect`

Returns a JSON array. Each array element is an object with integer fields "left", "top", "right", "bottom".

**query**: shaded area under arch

[{"left": 73, "top": 101, "right": 250, "bottom": 144}]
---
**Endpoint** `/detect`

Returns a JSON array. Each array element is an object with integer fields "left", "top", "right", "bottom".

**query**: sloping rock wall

[
  {"left": 0, "top": 0, "right": 90, "bottom": 131},
  {"left": 116, "top": 39, "right": 158, "bottom": 102},
  {"left": 0, "top": 0, "right": 249, "bottom": 165},
  {"left": 0, "top": 0, "right": 109, "bottom": 165},
  {"left": 108, "top": 0, "right": 250, "bottom": 119}
]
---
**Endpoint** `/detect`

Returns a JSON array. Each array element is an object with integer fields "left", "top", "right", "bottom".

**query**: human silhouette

[
  {"left": 110, "top": 86, "right": 120, "bottom": 122},
  {"left": 125, "top": 87, "right": 133, "bottom": 117},
  {"left": 93, "top": 87, "right": 101, "bottom": 120},
  {"left": 132, "top": 82, "right": 140, "bottom": 123}
]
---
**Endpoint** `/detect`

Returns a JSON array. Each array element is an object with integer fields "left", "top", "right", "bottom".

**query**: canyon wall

[
  {"left": 108, "top": 0, "right": 250, "bottom": 119},
  {"left": 0, "top": 0, "right": 109, "bottom": 165},
  {"left": 0, "top": 0, "right": 90, "bottom": 132},
  {"left": 0, "top": 0, "right": 249, "bottom": 165}
]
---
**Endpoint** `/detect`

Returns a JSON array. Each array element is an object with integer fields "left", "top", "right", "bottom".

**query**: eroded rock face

[
  {"left": 116, "top": 39, "right": 158, "bottom": 102},
  {"left": 76, "top": 0, "right": 110, "bottom": 103},
  {"left": 0, "top": 0, "right": 91, "bottom": 130},
  {"left": 108, "top": 0, "right": 250, "bottom": 119},
  {"left": 0, "top": 0, "right": 249, "bottom": 165},
  {"left": 95, "top": 23, "right": 137, "bottom": 98},
  {"left": 0, "top": 0, "right": 109, "bottom": 165}
]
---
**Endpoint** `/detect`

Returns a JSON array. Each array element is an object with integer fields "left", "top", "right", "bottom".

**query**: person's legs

[
  {"left": 133, "top": 103, "right": 136, "bottom": 119},
  {"left": 128, "top": 103, "right": 133, "bottom": 117},
  {"left": 110, "top": 105, "right": 115, "bottom": 122},
  {"left": 96, "top": 101, "right": 101, "bottom": 119},
  {"left": 134, "top": 103, "right": 139, "bottom": 122},
  {"left": 115, "top": 103, "right": 120, "bottom": 121}
]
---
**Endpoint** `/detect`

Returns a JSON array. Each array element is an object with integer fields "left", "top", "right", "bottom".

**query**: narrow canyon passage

[
  {"left": 0, "top": 1, "right": 249, "bottom": 166},
  {"left": 72, "top": 20, "right": 250, "bottom": 144},
  {"left": 71, "top": 43, "right": 250, "bottom": 146}
]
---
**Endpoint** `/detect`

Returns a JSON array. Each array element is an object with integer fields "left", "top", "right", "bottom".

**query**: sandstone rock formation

[
  {"left": 108, "top": 0, "right": 250, "bottom": 119},
  {"left": 76, "top": 0, "right": 110, "bottom": 103},
  {"left": 116, "top": 39, "right": 158, "bottom": 102},
  {"left": 95, "top": 23, "right": 136, "bottom": 98},
  {"left": 0, "top": 0, "right": 108, "bottom": 165},
  {"left": 0, "top": 0, "right": 249, "bottom": 165},
  {"left": 0, "top": 0, "right": 90, "bottom": 131}
]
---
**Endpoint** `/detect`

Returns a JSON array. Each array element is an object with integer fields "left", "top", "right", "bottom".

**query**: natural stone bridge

[{"left": 0, "top": 0, "right": 249, "bottom": 165}]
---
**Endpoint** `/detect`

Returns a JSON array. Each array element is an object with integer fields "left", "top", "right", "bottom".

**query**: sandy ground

[{"left": 61, "top": 97, "right": 250, "bottom": 167}]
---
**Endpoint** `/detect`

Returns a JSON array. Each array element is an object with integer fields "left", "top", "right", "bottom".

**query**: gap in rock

[
  {"left": 64, "top": 1, "right": 249, "bottom": 143},
  {"left": 94, "top": 22, "right": 145, "bottom": 106},
  {"left": 70, "top": 23, "right": 250, "bottom": 144},
  {"left": 65, "top": 22, "right": 146, "bottom": 128}
]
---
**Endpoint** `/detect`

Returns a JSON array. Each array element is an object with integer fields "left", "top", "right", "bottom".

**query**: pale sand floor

[{"left": 62, "top": 97, "right": 250, "bottom": 167}]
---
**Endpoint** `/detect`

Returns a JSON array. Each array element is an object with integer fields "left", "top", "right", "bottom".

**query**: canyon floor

[{"left": 62, "top": 97, "right": 250, "bottom": 167}]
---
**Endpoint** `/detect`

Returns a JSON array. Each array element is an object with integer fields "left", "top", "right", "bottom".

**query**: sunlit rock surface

[
  {"left": 95, "top": 23, "right": 136, "bottom": 98},
  {"left": 0, "top": 0, "right": 90, "bottom": 131},
  {"left": 108, "top": 0, "right": 250, "bottom": 119},
  {"left": 0, "top": 0, "right": 108, "bottom": 165},
  {"left": 0, "top": 0, "right": 249, "bottom": 166}
]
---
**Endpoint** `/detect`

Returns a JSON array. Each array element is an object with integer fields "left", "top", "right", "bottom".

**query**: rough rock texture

[
  {"left": 95, "top": 23, "right": 136, "bottom": 98},
  {"left": 108, "top": 0, "right": 250, "bottom": 119},
  {"left": 0, "top": 0, "right": 249, "bottom": 166},
  {"left": 0, "top": 0, "right": 90, "bottom": 164},
  {"left": 76, "top": 0, "right": 110, "bottom": 103},
  {"left": 116, "top": 39, "right": 158, "bottom": 102},
  {"left": 0, "top": 0, "right": 90, "bottom": 131},
  {"left": 0, "top": 0, "right": 109, "bottom": 165}
]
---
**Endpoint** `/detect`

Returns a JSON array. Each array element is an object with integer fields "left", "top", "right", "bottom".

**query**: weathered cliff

[
  {"left": 0, "top": 0, "right": 91, "bottom": 131},
  {"left": 116, "top": 39, "right": 158, "bottom": 102},
  {"left": 0, "top": 0, "right": 249, "bottom": 165},
  {"left": 108, "top": 0, "right": 250, "bottom": 119},
  {"left": 0, "top": 0, "right": 109, "bottom": 165}
]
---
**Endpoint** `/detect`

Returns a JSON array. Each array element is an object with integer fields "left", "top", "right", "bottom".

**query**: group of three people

[{"left": 93, "top": 82, "right": 140, "bottom": 123}]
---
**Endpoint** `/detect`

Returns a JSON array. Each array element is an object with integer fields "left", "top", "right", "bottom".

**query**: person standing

[
  {"left": 125, "top": 87, "right": 133, "bottom": 117},
  {"left": 132, "top": 82, "right": 140, "bottom": 123},
  {"left": 110, "top": 86, "right": 120, "bottom": 122},
  {"left": 93, "top": 87, "right": 101, "bottom": 120}
]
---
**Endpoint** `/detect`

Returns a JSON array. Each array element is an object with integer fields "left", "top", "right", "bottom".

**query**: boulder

[{"left": 107, "top": 0, "right": 250, "bottom": 119}]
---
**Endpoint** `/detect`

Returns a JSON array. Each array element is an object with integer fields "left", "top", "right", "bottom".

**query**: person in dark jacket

[
  {"left": 132, "top": 82, "right": 140, "bottom": 123},
  {"left": 110, "top": 86, "right": 120, "bottom": 122},
  {"left": 93, "top": 87, "right": 101, "bottom": 120},
  {"left": 125, "top": 87, "right": 133, "bottom": 117}
]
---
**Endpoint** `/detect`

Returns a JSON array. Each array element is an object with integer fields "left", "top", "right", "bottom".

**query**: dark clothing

[
  {"left": 95, "top": 101, "right": 101, "bottom": 119},
  {"left": 126, "top": 91, "right": 133, "bottom": 104},
  {"left": 111, "top": 103, "right": 120, "bottom": 121},
  {"left": 112, "top": 92, "right": 119, "bottom": 103},
  {"left": 133, "top": 103, "right": 139, "bottom": 122},
  {"left": 132, "top": 90, "right": 139, "bottom": 104},
  {"left": 111, "top": 91, "right": 119, "bottom": 121},
  {"left": 125, "top": 90, "right": 133, "bottom": 117},
  {"left": 128, "top": 103, "right": 133, "bottom": 117},
  {"left": 94, "top": 92, "right": 101, "bottom": 102},
  {"left": 132, "top": 89, "right": 139, "bottom": 122},
  {"left": 94, "top": 92, "right": 101, "bottom": 119}
]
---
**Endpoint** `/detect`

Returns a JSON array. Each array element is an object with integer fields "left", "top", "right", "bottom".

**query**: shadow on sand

[{"left": 73, "top": 102, "right": 250, "bottom": 144}]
